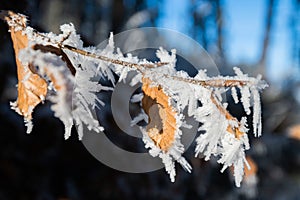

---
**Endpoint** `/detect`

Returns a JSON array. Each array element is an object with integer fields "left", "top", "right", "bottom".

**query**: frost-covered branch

[{"left": 1, "top": 11, "right": 268, "bottom": 187}]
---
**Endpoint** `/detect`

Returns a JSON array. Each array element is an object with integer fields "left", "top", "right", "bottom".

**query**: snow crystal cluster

[
  {"left": 14, "top": 20, "right": 267, "bottom": 187},
  {"left": 18, "top": 24, "right": 116, "bottom": 139},
  {"left": 134, "top": 49, "right": 267, "bottom": 187}
]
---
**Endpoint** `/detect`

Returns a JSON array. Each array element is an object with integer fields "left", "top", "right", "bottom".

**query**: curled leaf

[
  {"left": 2, "top": 11, "right": 47, "bottom": 133},
  {"left": 142, "top": 77, "right": 177, "bottom": 151},
  {"left": 141, "top": 77, "right": 191, "bottom": 182}
]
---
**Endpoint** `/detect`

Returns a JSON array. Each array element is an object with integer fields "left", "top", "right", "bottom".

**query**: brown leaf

[
  {"left": 288, "top": 124, "right": 300, "bottom": 140},
  {"left": 142, "top": 77, "right": 177, "bottom": 152},
  {"left": 3, "top": 11, "right": 47, "bottom": 130},
  {"left": 244, "top": 156, "right": 258, "bottom": 179},
  {"left": 230, "top": 156, "right": 257, "bottom": 181}
]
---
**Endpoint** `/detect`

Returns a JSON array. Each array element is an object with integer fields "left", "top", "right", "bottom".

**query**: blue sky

[
  {"left": 225, "top": 0, "right": 294, "bottom": 82},
  {"left": 148, "top": 0, "right": 296, "bottom": 83},
  {"left": 225, "top": 0, "right": 265, "bottom": 63}
]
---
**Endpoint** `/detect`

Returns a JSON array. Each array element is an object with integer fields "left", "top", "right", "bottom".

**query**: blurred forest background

[{"left": 0, "top": 0, "right": 300, "bottom": 199}]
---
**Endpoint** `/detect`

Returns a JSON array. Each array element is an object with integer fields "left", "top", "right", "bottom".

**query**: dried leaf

[
  {"left": 230, "top": 156, "right": 257, "bottom": 182},
  {"left": 244, "top": 156, "right": 257, "bottom": 179},
  {"left": 3, "top": 11, "right": 47, "bottom": 132},
  {"left": 142, "top": 77, "right": 177, "bottom": 152},
  {"left": 288, "top": 124, "right": 300, "bottom": 140}
]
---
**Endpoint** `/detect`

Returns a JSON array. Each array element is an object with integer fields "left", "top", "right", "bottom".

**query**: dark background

[{"left": 0, "top": 0, "right": 300, "bottom": 199}]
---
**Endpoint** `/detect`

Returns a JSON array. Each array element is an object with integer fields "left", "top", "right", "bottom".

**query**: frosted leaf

[
  {"left": 142, "top": 127, "right": 191, "bottom": 182},
  {"left": 141, "top": 92, "right": 191, "bottom": 182},
  {"left": 51, "top": 92, "right": 73, "bottom": 140},
  {"left": 19, "top": 45, "right": 107, "bottom": 140},
  {"left": 217, "top": 133, "right": 250, "bottom": 187},
  {"left": 18, "top": 48, "right": 74, "bottom": 138},
  {"left": 142, "top": 121, "right": 190, "bottom": 179},
  {"left": 41, "top": 69, "right": 73, "bottom": 138},
  {"left": 141, "top": 128, "right": 177, "bottom": 181}
]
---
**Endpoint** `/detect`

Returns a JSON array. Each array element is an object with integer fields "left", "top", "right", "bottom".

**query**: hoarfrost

[
  {"left": 231, "top": 87, "right": 239, "bottom": 104},
  {"left": 7, "top": 14, "right": 268, "bottom": 187}
]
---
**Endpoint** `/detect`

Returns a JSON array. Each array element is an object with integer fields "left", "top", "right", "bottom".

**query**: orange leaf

[
  {"left": 3, "top": 11, "right": 47, "bottom": 132},
  {"left": 142, "top": 77, "right": 177, "bottom": 152},
  {"left": 288, "top": 124, "right": 300, "bottom": 141},
  {"left": 244, "top": 156, "right": 257, "bottom": 179},
  {"left": 230, "top": 156, "right": 257, "bottom": 181}
]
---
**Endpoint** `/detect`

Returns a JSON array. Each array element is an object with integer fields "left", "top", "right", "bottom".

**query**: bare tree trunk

[
  {"left": 199, "top": 17, "right": 208, "bottom": 50},
  {"left": 290, "top": 0, "right": 300, "bottom": 68},
  {"left": 259, "top": 0, "right": 276, "bottom": 71},
  {"left": 216, "top": 0, "right": 225, "bottom": 63},
  {"left": 192, "top": 2, "right": 208, "bottom": 50}
]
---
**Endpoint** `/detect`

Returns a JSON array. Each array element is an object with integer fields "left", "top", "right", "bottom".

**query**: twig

[
  {"left": 61, "top": 45, "right": 168, "bottom": 72},
  {"left": 166, "top": 75, "right": 248, "bottom": 88}
]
